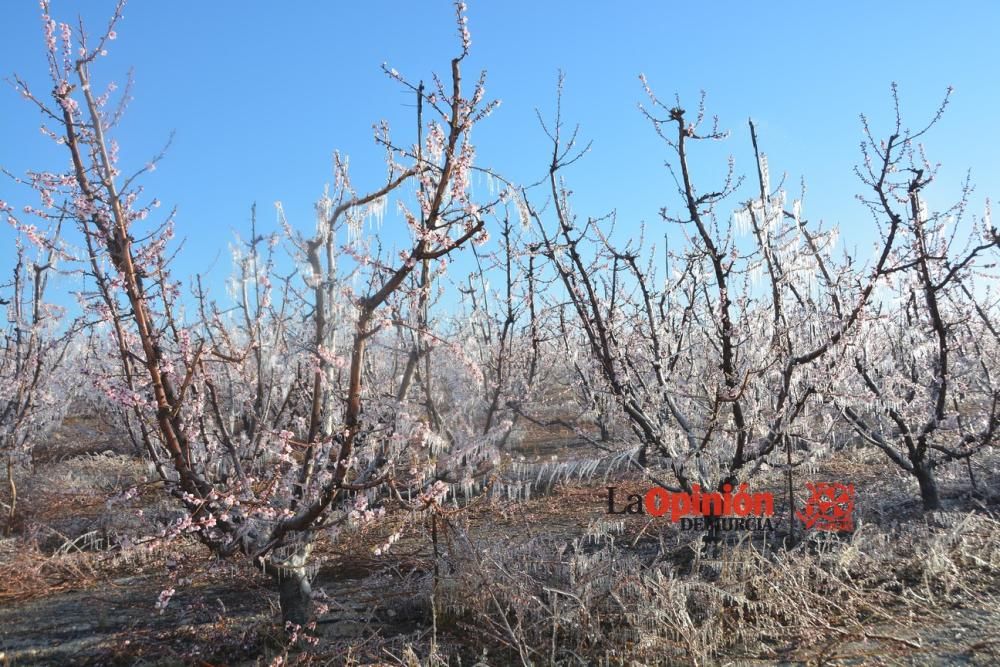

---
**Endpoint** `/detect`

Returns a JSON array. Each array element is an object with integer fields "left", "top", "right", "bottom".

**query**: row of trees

[
  {"left": 2, "top": 0, "right": 997, "bottom": 628},
  {"left": 530, "top": 81, "right": 999, "bottom": 512}
]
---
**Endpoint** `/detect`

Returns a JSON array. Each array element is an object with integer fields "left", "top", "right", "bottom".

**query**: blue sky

[{"left": 2, "top": 1, "right": 998, "bottom": 308}]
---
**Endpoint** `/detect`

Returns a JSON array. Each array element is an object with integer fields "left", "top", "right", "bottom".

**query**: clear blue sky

[{"left": 2, "top": 1, "right": 998, "bottom": 306}]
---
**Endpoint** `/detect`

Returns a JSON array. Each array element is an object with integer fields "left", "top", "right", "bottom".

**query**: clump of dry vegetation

[{"left": 430, "top": 508, "right": 999, "bottom": 665}]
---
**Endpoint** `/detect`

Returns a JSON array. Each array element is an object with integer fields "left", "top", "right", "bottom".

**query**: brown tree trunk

[{"left": 5, "top": 457, "right": 16, "bottom": 537}]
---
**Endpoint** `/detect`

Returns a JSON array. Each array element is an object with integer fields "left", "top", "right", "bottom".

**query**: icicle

[
  {"left": 750, "top": 261, "right": 763, "bottom": 288},
  {"left": 760, "top": 154, "right": 771, "bottom": 195},
  {"left": 516, "top": 190, "right": 531, "bottom": 231},
  {"left": 317, "top": 185, "right": 334, "bottom": 238},
  {"left": 917, "top": 197, "right": 929, "bottom": 225},
  {"left": 366, "top": 195, "right": 387, "bottom": 231},
  {"left": 733, "top": 208, "right": 750, "bottom": 235}
]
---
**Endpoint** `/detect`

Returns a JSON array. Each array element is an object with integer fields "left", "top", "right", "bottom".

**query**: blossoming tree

[
  {"left": 13, "top": 0, "right": 508, "bottom": 627},
  {"left": 0, "top": 217, "right": 76, "bottom": 535}
]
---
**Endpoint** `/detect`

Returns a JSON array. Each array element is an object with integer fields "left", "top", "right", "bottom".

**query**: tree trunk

[
  {"left": 277, "top": 568, "right": 313, "bottom": 629},
  {"left": 598, "top": 417, "right": 611, "bottom": 443},
  {"left": 273, "top": 542, "right": 314, "bottom": 630},
  {"left": 5, "top": 457, "right": 16, "bottom": 537},
  {"left": 914, "top": 463, "right": 941, "bottom": 511}
]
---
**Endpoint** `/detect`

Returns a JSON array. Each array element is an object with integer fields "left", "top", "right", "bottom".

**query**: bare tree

[
  {"left": 528, "top": 79, "right": 899, "bottom": 504},
  {"left": 839, "top": 85, "right": 1000, "bottom": 510}
]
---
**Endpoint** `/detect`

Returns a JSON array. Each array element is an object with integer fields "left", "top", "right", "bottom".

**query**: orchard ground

[{"left": 1, "top": 413, "right": 998, "bottom": 666}]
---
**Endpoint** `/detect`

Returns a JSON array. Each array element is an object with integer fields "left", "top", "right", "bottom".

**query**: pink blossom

[{"left": 155, "top": 588, "right": 175, "bottom": 614}]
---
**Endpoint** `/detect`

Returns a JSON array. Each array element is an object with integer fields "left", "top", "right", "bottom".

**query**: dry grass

[
  {"left": 0, "top": 537, "right": 99, "bottom": 604},
  {"left": 426, "top": 500, "right": 1000, "bottom": 665}
]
